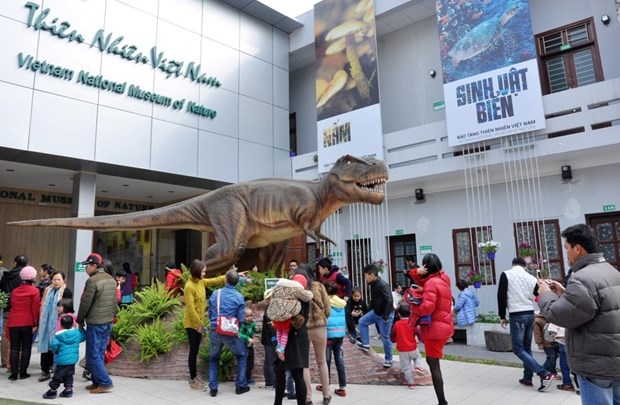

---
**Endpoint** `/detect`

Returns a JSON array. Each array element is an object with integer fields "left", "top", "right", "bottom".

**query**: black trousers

[
  {"left": 274, "top": 360, "right": 305, "bottom": 405},
  {"left": 9, "top": 326, "right": 33, "bottom": 377},
  {"left": 245, "top": 345, "right": 255, "bottom": 380},
  {"left": 49, "top": 364, "right": 75, "bottom": 390},
  {"left": 41, "top": 350, "right": 54, "bottom": 374}
]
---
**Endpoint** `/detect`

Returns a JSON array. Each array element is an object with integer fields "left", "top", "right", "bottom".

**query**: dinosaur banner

[
  {"left": 314, "top": 0, "right": 384, "bottom": 173},
  {"left": 436, "top": 0, "right": 546, "bottom": 146}
]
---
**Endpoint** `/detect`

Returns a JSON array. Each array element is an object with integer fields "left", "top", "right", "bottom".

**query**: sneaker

[
  {"left": 82, "top": 370, "right": 91, "bottom": 381},
  {"left": 90, "top": 385, "right": 114, "bottom": 394},
  {"left": 236, "top": 385, "right": 250, "bottom": 395},
  {"left": 8, "top": 374, "right": 17, "bottom": 381},
  {"left": 38, "top": 373, "right": 51, "bottom": 382},
  {"left": 356, "top": 342, "right": 370, "bottom": 352},
  {"left": 189, "top": 377, "right": 203, "bottom": 390},
  {"left": 85, "top": 384, "right": 98, "bottom": 390},
  {"left": 554, "top": 373, "right": 562, "bottom": 380},
  {"left": 408, "top": 383, "right": 415, "bottom": 389},
  {"left": 334, "top": 388, "right": 346, "bottom": 397},
  {"left": 210, "top": 388, "right": 218, "bottom": 397},
  {"left": 383, "top": 360, "right": 393, "bottom": 368},
  {"left": 59, "top": 388, "right": 73, "bottom": 398},
  {"left": 519, "top": 378, "right": 533, "bottom": 387},
  {"left": 348, "top": 336, "right": 356, "bottom": 344},
  {"left": 19, "top": 373, "right": 31, "bottom": 379},
  {"left": 323, "top": 395, "right": 332, "bottom": 405},
  {"left": 557, "top": 384, "right": 575, "bottom": 391},
  {"left": 538, "top": 372, "right": 553, "bottom": 392},
  {"left": 42, "top": 389, "right": 57, "bottom": 399}
]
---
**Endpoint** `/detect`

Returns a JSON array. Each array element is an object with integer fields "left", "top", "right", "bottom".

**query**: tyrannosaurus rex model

[{"left": 9, "top": 155, "right": 388, "bottom": 275}]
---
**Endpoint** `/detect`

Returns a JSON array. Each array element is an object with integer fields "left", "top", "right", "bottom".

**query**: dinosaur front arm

[{"left": 304, "top": 229, "right": 336, "bottom": 246}]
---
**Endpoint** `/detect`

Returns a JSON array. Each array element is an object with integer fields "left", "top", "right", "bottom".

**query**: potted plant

[
  {"left": 467, "top": 269, "right": 484, "bottom": 288},
  {"left": 518, "top": 242, "right": 536, "bottom": 263},
  {"left": 478, "top": 240, "right": 500, "bottom": 260},
  {"left": 371, "top": 258, "right": 385, "bottom": 274}
]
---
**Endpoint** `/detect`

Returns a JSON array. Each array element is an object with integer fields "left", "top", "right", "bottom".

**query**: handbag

[
  {"left": 104, "top": 338, "right": 123, "bottom": 364},
  {"left": 215, "top": 289, "right": 239, "bottom": 336}
]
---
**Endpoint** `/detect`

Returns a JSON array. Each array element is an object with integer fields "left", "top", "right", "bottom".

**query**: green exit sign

[
  {"left": 395, "top": 229, "right": 404, "bottom": 235},
  {"left": 353, "top": 234, "right": 360, "bottom": 239},
  {"left": 603, "top": 204, "right": 616, "bottom": 212},
  {"left": 560, "top": 44, "right": 572, "bottom": 51}
]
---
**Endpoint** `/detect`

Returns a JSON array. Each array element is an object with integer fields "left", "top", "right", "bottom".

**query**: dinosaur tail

[{"left": 7, "top": 198, "right": 211, "bottom": 231}]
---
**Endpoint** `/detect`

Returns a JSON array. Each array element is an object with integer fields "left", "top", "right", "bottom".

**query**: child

[
  {"left": 115, "top": 270, "right": 128, "bottom": 307},
  {"left": 266, "top": 274, "right": 313, "bottom": 360},
  {"left": 56, "top": 299, "right": 76, "bottom": 330},
  {"left": 403, "top": 284, "right": 432, "bottom": 330},
  {"left": 324, "top": 281, "right": 347, "bottom": 397},
  {"left": 239, "top": 307, "right": 260, "bottom": 385},
  {"left": 534, "top": 312, "right": 559, "bottom": 378},
  {"left": 345, "top": 287, "right": 367, "bottom": 343},
  {"left": 390, "top": 304, "right": 424, "bottom": 389},
  {"left": 43, "top": 315, "right": 86, "bottom": 399}
]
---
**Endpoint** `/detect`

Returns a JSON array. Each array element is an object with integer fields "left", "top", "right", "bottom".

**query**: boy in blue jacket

[{"left": 43, "top": 315, "right": 86, "bottom": 399}]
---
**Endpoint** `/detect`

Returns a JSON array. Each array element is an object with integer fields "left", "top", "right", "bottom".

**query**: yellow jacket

[{"left": 183, "top": 275, "right": 225, "bottom": 329}]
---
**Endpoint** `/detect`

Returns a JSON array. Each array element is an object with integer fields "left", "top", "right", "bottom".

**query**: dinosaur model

[{"left": 9, "top": 155, "right": 388, "bottom": 275}]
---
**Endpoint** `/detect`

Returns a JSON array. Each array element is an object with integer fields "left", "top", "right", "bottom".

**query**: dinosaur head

[{"left": 325, "top": 155, "right": 388, "bottom": 205}]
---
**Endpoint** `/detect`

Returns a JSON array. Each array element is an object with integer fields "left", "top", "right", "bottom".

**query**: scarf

[{"left": 38, "top": 285, "right": 63, "bottom": 353}]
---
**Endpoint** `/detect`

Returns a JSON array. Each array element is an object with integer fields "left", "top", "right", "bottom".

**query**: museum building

[{"left": 1, "top": 0, "right": 619, "bottom": 314}]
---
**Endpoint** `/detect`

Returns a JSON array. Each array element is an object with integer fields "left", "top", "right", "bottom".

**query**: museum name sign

[
  {"left": 16, "top": 1, "right": 219, "bottom": 118},
  {"left": 0, "top": 188, "right": 156, "bottom": 213}
]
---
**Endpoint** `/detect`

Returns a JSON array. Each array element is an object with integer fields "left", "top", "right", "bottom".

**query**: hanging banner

[
  {"left": 436, "top": 0, "right": 546, "bottom": 146},
  {"left": 314, "top": 0, "right": 383, "bottom": 173}
]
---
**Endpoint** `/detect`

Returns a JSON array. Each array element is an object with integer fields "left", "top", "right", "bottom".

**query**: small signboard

[
  {"left": 75, "top": 262, "right": 87, "bottom": 273},
  {"left": 395, "top": 229, "right": 404, "bottom": 235},
  {"left": 264, "top": 278, "right": 281, "bottom": 291},
  {"left": 433, "top": 101, "right": 445, "bottom": 111},
  {"left": 603, "top": 204, "right": 616, "bottom": 212},
  {"left": 420, "top": 245, "right": 432, "bottom": 255}
]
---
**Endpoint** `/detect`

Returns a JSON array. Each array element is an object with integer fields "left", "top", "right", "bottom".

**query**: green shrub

[
  {"left": 130, "top": 283, "right": 181, "bottom": 324},
  {"left": 112, "top": 306, "right": 139, "bottom": 343},
  {"left": 133, "top": 318, "right": 175, "bottom": 363},
  {"left": 239, "top": 267, "right": 277, "bottom": 303},
  {"left": 476, "top": 311, "right": 501, "bottom": 323}
]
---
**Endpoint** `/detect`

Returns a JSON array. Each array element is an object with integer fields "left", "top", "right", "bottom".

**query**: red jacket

[
  {"left": 7, "top": 283, "right": 41, "bottom": 329},
  {"left": 390, "top": 318, "right": 418, "bottom": 352},
  {"left": 410, "top": 270, "right": 453, "bottom": 341}
]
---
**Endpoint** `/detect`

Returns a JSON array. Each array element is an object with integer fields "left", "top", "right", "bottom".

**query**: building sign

[
  {"left": 603, "top": 204, "right": 616, "bottom": 212},
  {"left": 14, "top": 1, "right": 220, "bottom": 119},
  {"left": 0, "top": 187, "right": 156, "bottom": 213},
  {"left": 264, "top": 278, "right": 281, "bottom": 290},
  {"left": 436, "top": 0, "right": 546, "bottom": 146},
  {"left": 314, "top": 0, "right": 384, "bottom": 173},
  {"left": 420, "top": 245, "right": 432, "bottom": 255}
]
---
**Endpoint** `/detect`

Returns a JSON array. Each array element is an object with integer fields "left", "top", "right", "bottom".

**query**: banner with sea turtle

[{"left": 436, "top": 0, "right": 546, "bottom": 146}]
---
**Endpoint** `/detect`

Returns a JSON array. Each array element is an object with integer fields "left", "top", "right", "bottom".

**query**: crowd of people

[{"left": 0, "top": 221, "right": 617, "bottom": 405}]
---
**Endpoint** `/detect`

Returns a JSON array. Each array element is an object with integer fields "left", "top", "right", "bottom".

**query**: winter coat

[
  {"left": 454, "top": 287, "right": 479, "bottom": 326},
  {"left": 51, "top": 327, "right": 86, "bottom": 366},
  {"left": 261, "top": 306, "right": 277, "bottom": 346},
  {"left": 208, "top": 284, "right": 245, "bottom": 331},
  {"left": 534, "top": 313, "right": 558, "bottom": 348},
  {"left": 410, "top": 270, "right": 454, "bottom": 341},
  {"left": 320, "top": 270, "right": 351, "bottom": 299},
  {"left": 306, "top": 280, "right": 331, "bottom": 329},
  {"left": 368, "top": 277, "right": 393, "bottom": 320},
  {"left": 284, "top": 300, "right": 309, "bottom": 370},
  {"left": 77, "top": 268, "right": 118, "bottom": 326},
  {"left": 326, "top": 295, "right": 346, "bottom": 339},
  {"left": 266, "top": 279, "right": 313, "bottom": 322},
  {"left": 390, "top": 318, "right": 418, "bottom": 352},
  {"left": 7, "top": 283, "right": 40, "bottom": 329},
  {"left": 0, "top": 266, "right": 26, "bottom": 311},
  {"left": 538, "top": 253, "right": 620, "bottom": 380}
]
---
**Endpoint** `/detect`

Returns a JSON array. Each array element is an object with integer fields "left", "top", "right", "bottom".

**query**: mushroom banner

[{"left": 314, "top": 0, "right": 384, "bottom": 174}]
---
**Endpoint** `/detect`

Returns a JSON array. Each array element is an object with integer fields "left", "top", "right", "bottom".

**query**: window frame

[{"left": 452, "top": 226, "right": 497, "bottom": 286}]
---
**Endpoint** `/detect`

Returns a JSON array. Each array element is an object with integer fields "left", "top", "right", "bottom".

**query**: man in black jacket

[{"left": 356, "top": 264, "right": 394, "bottom": 368}]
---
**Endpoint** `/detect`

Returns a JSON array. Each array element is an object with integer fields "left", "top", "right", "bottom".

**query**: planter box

[
  {"left": 454, "top": 323, "right": 504, "bottom": 347},
  {"left": 484, "top": 330, "right": 512, "bottom": 352}
]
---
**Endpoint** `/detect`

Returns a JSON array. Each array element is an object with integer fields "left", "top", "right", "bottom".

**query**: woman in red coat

[
  {"left": 7, "top": 266, "right": 41, "bottom": 380},
  {"left": 410, "top": 254, "right": 453, "bottom": 405}
]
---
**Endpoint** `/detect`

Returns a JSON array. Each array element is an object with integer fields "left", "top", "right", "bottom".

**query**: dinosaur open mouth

[{"left": 357, "top": 177, "right": 387, "bottom": 193}]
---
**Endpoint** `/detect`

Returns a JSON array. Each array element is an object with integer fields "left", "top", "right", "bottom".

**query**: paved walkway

[{"left": 0, "top": 343, "right": 582, "bottom": 405}]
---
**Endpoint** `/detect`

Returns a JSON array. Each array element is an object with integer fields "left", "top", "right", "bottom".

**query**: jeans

[
  {"left": 542, "top": 346, "right": 558, "bottom": 375},
  {"left": 208, "top": 331, "right": 248, "bottom": 390},
  {"left": 326, "top": 337, "right": 346, "bottom": 387},
  {"left": 85, "top": 323, "right": 113, "bottom": 387},
  {"left": 286, "top": 369, "right": 295, "bottom": 395},
  {"left": 576, "top": 375, "right": 620, "bottom": 405},
  {"left": 359, "top": 310, "right": 394, "bottom": 362},
  {"left": 508, "top": 313, "right": 544, "bottom": 380},
  {"left": 558, "top": 343, "right": 572, "bottom": 386}
]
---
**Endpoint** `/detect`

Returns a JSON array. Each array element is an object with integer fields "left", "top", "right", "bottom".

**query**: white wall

[{"left": 0, "top": 0, "right": 291, "bottom": 183}]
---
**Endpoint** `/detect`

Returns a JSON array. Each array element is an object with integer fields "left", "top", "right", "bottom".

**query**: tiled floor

[{"left": 0, "top": 345, "right": 582, "bottom": 405}]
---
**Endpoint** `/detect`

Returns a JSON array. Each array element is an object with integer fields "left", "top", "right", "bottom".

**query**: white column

[{"left": 67, "top": 172, "right": 96, "bottom": 312}]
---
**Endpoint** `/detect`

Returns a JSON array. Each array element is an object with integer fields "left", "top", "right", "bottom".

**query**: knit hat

[
  {"left": 20, "top": 266, "right": 37, "bottom": 281},
  {"left": 292, "top": 274, "right": 307, "bottom": 288}
]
